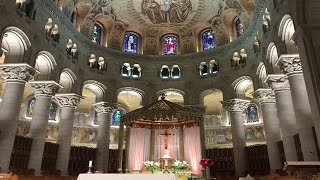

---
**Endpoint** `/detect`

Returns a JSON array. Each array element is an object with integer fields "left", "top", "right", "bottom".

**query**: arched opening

[
  {"left": 199, "top": 62, "right": 208, "bottom": 76},
  {"left": 266, "top": 42, "right": 281, "bottom": 73},
  {"left": 91, "top": 22, "right": 104, "bottom": 45},
  {"left": 157, "top": 89, "right": 184, "bottom": 105},
  {"left": 234, "top": 17, "right": 244, "bottom": 38},
  {"left": 132, "top": 64, "right": 141, "bottom": 78},
  {"left": 121, "top": 63, "right": 131, "bottom": 77},
  {"left": 171, "top": 65, "right": 180, "bottom": 79},
  {"left": 232, "top": 76, "right": 254, "bottom": 100},
  {"left": 58, "top": 69, "right": 77, "bottom": 93},
  {"left": 256, "top": 62, "right": 268, "bottom": 88},
  {"left": 262, "top": 8, "right": 271, "bottom": 34},
  {"left": 209, "top": 60, "right": 219, "bottom": 73},
  {"left": 160, "top": 65, "right": 170, "bottom": 79},
  {"left": 201, "top": 29, "right": 215, "bottom": 51},
  {"left": 1, "top": 27, "right": 31, "bottom": 63},
  {"left": 34, "top": 51, "right": 57, "bottom": 81},
  {"left": 278, "top": 14, "right": 297, "bottom": 53},
  {"left": 162, "top": 35, "right": 178, "bottom": 55},
  {"left": 117, "top": 89, "right": 143, "bottom": 112}
]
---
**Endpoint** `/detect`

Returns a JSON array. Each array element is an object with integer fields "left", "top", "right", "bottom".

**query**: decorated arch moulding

[{"left": 3, "top": 26, "right": 31, "bottom": 47}]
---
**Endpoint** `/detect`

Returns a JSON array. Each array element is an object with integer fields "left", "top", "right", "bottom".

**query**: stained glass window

[
  {"left": 235, "top": 18, "right": 244, "bottom": 37},
  {"left": 112, "top": 109, "right": 124, "bottom": 126},
  {"left": 163, "top": 36, "right": 177, "bottom": 55},
  {"left": 26, "top": 98, "right": 36, "bottom": 117},
  {"left": 91, "top": 23, "right": 103, "bottom": 44},
  {"left": 49, "top": 102, "right": 58, "bottom": 120},
  {"left": 202, "top": 30, "right": 215, "bottom": 51},
  {"left": 123, "top": 33, "right": 138, "bottom": 54},
  {"left": 246, "top": 104, "right": 259, "bottom": 123},
  {"left": 93, "top": 110, "right": 98, "bottom": 125}
]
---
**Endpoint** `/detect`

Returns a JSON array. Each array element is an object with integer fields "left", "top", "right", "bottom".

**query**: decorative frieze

[
  {"left": 30, "top": 81, "right": 62, "bottom": 97},
  {"left": 93, "top": 102, "right": 118, "bottom": 114},
  {"left": 277, "top": 54, "right": 302, "bottom": 74},
  {"left": 265, "top": 74, "right": 290, "bottom": 91},
  {"left": 0, "top": 63, "right": 38, "bottom": 82},
  {"left": 221, "top": 99, "right": 250, "bottom": 112},
  {"left": 54, "top": 94, "right": 84, "bottom": 108},
  {"left": 253, "top": 89, "right": 276, "bottom": 103}
]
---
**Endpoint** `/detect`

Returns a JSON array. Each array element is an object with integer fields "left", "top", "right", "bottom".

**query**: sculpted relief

[{"left": 141, "top": 0, "right": 193, "bottom": 24}]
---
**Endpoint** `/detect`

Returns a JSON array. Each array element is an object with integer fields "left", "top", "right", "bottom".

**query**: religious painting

[
  {"left": 123, "top": 32, "right": 138, "bottom": 54},
  {"left": 48, "top": 102, "right": 58, "bottom": 121},
  {"left": 202, "top": 30, "right": 215, "bottom": 51},
  {"left": 112, "top": 109, "right": 124, "bottom": 126},
  {"left": 72, "top": 127, "right": 97, "bottom": 144},
  {"left": 235, "top": 18, "right": 244, "bottom": 37},
  {"left": 17, "top": 120, "right": 31, "bottom": 136},
  {"left": 246, "top": 104, "right": 259, "bottom": 123},
  {"left": 26, "top": 97, "right": 36, "bottom": 117},
  {"left": 141, "top": 0, "right": 193, "bottom": 24},
  {"left": 163, "top": 35, "right": 177, "bottom": 55},
  {"left": 91, "top": 23, "right": 103, "bottom": 44},
  {"left": 245, "top": 126, "right": 265, "bottom": 140}
]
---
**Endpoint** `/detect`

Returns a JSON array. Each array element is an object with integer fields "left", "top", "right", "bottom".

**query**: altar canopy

[{"left": 121, "top": 97, "right": 205, "bottom": 174}]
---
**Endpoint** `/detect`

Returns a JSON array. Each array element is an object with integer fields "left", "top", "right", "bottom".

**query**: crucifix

[{"left": 159, "top": 130, "right": 174, "bottom": 150}]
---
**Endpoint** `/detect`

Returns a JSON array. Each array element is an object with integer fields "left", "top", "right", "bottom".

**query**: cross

[{"left": 159, "top": 130, "right": 174, "bottom": 150}]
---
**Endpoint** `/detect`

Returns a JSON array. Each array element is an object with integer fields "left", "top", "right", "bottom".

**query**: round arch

[
  {"left": 34, "top": 51, "right": 57, "bottom": 80},
  {"left": 83, "top": 80, "right": 107, "bottom": 102},
  {"left": 266, "top": 42, "right": 281, "bottom": 73},
  {"left": 117, "top": 87, "right": 145, "bottom": 112},
  {"left": 199, "top": 88, "right": 224, "bottom": 115},
  {"left": 156, "top": 88, "right": 185, "bottom": 105},
  {"left": 231, "top": 76, "right": 254, "bottom": 99},
  {"left": 278, "top": 14, "right": 295, "bottom": 44},
  {"left": 58, "top": 68, "right": 77, "bottom": 93},
  {"left": 256, "top": 62, "right": 268, "bottom": 88}
]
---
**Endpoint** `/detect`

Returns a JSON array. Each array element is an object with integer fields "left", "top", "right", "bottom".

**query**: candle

[
  {"left": 164, "top": 159, "right": 168, "bottom": 166},
  {"left": 89, "top": 160, "right": 92, "bottom": 167}
]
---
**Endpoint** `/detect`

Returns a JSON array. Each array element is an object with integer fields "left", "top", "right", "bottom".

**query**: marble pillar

[
  {"left": 93, "top": 102, "right": 117, "bottom": 173},
  {"left": 266, "top": 75, "right": 298, "bottom": 161},
  {"left": 254, "top": 89, "right": 282, "bottom": 172},
  {"left": 0, "top": 64, "right": 37, "bottom": 173},
  {"left": 28, "top": 81, "right": 62, "bottom": 175},
  {"left": 54, "top": 94, "right": 84, "bottom": 175},
  {"left": 221, "top": 99, "right": 249, "bottom": 176},
  {"left": 278, "top": 54, "right": 318, "bottom": 160}
]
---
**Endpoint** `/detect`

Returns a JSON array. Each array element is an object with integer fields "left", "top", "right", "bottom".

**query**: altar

[
  {"left": 117, "top": 96, "right": 206, "bottom": 175},
  {"left": 77, "top": 173, "right": 177, "bottom": 180}
]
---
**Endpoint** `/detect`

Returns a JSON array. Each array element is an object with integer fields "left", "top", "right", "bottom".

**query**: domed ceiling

[{"left": 67, "top": 0, "right": 255, "bottom": 54}]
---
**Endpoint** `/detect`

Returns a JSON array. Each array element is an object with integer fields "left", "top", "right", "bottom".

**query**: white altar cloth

[{"left": 77, "top": 173, "right": 178, "bottom": 180}]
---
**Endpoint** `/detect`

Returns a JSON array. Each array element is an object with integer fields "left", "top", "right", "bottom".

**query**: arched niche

[
  {"left": 117, "top": 88, "right": 144, "bottom": 112},
  {"left": 266, "top": 42, "right": 281, "bottom": 73},
  {"left": 93, "top": 15, "right": 114, "bottom": 47},
  {"left": 156, "top": 88, "right": 184, "bottom": 105},
  {"left": 1, "top": 26, "right": 31, "bottom": 63},
  {"left": 256, "top": 62, "right": 268, "bottom": 88},
  {"left": 199, "top": 89, "right": 223, "bottom": 115},
  {"left": 34, "top": 51, "right": 57, "bottom": 81},
  {"left": 58, "top": 68, "right": 77, "bottom": 93},
  {"left": 232, "top": 76, "right": 254, "bottom": 99}
]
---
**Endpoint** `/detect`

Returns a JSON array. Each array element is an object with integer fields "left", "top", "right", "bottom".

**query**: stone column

[
  {"left": 149, "top": 128, "right": 155, "bottom": 161},
  {"left": 28, "top": 81, "right": 62, "bottom": 175},
  {"left": 221, "top": 99, "right": 249, "bottom": 177},
  {"left": 0, "top": 64, "right": 37, "bottom": 173},
  {"left": 253, "top": 89, "right": 282, "bottom": 172},
  {"left": 54, "top": 94, "right": 84, "bottom": 175},
  {"left": 93, "top": 102, "right": 117, "bottom": 173},
  {"left": 125, "top": 126, "right": 131, "bottom": 172},
  {"left": 178, "top": 127, "right": 184, "bottom": 161},
  {"left": 266, "top": 75, "right": 298, "bottom": 161},
  {"left": 278, "top": 54, "right": 318, "bottom": 160},
  {"left": 117, "top": 121, "right": 125, "bottom": 172}
]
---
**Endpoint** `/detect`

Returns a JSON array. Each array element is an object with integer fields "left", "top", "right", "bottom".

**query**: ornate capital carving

[
  {"left": 277, "top": 54, "right": 302, "bottom": 74},
  {"left": 253, "top": 88, "right": 276, "bottom": 103},
  {"left": 221, "top": 99, "right": 250, "bottom": 112},
  {"left": 30, "top": 81, "right": 63, "bottom": 97},
  {"left": 93, "top": 102, "right": 118, "bottom": 114},
  {"left": 54, "top": 93, "right": 84, "bottom": 108},
  {"left": 265, "top": 74, "right": 290, "bottom": 91},
  {"left": 0, "top": 63, "right": 38, "bottom": 82}
]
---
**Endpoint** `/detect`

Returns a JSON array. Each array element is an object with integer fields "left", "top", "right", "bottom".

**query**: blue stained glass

[
  {"left": 202, "top": 30, "right": 215, "bottom": 51},
  {"left": 27, "top": 98, "right": 36, "bottom": 117},
  {"left": 112, "top": 109, "right": 124, "bottom": 126},
  {"left": 91, "top": 23, "right": 102, "bottom": 44},
  {"left": 163, "top": 36, "right": 177, "bottom": 55},
  {"left": 235, "top": 18, "right": 244, "bottom": 37},
  {"left": 246, "top": 104, "right": 259, "bottom": 123},
  {"left": 49, "top": 102, "right": 58, "bottom": 120},
  {"left": 124, "top": 33, "right": 138, "bottom": 54},
  {"left": 93, "top": 111, "right": 98, "bottom": 125}
]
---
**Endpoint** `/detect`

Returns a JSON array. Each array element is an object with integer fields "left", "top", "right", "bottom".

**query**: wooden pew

[{"left": 0, "top": 173, "right": 12, "bottom": 180}]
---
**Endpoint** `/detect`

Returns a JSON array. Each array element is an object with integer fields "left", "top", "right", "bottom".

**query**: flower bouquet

[
  {"left": 171, "top": 160, "right": 190, "bottom": 173},
  {"left": 143, "top": 161, "right": 160, "bottom": 173}
]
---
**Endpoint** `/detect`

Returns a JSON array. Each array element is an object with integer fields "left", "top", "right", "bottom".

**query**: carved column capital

[
  {"left": 277, "top": 54, "right": 302, "bottom": 75},
  {"left": 30, "top": 81, "right": 63, "bottom": 97},
  {"left": 265, "top": 74, "right": 290, "bottom": 91},
  {"left": 54, "top": 93, "right": 84, "bottom": 108},
  {"left": 253, "top": 88, "right": 276, "bottom": 103},
  {"left": 221, "top": 99, "right": 250, "bottom": 112},
  {"left": 93, "top": 102, "right": 118, "bottom": 114},
  {"left": 0, "top": 63, "right": 38, "bottom": 82}
]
